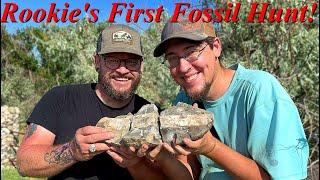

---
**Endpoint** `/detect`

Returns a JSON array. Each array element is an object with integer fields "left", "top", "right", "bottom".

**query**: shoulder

[
  {"left": 237, "top": 66, "right": 279, "bottom": 89},
  {"left": 236, "top": 65, "right": 292, "bottom": 105},
  {"left": 41, "top": 83, "right": 92, "bottom": 103},
  {"left": 56, "top": 83, "right": 92, "bottom": 92},
  {"left": 48, "top": 83, "right": 89, "bottom": 92},
  {"left": 41, "top": 85, "right": 68, "bottom": 100},
  {"left": 49, "top": 83, "right": 92, "bottom": 95}
]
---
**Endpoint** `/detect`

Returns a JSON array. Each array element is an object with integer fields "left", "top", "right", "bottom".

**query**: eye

[
  {"left": 185, "top": 49, "right": 198, "bottom": 57},
  {"left": 166, "top": 56, "right": 178, "bottom": 62},
  {"left": 107, "top": 58, "right": 119, "bottom": 63},
  {"left": 126, "top": 59, "right": 138, "bottom": 66}
]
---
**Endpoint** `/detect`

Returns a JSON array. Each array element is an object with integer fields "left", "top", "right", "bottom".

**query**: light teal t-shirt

[{"left": 174, "top": 64, "right": 309, "bottom": 180}]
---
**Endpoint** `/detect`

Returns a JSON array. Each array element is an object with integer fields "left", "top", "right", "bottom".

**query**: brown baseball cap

[
  {"left": 96, "top": 24, "right": 143, "bottom": 57},
  {"left": 153, "top": 18, "right": 216, "bottom": 57}
]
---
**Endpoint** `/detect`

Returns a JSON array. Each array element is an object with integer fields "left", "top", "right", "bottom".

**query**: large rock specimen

[
  {"left": 96, "top": 114, "right": 132, "bottom": 145},
  {"left": 160, "top": 102, "right": 213, "bottom": 144},
  {"left": 96, "top": 103, "right": 213, "bottom": 147},
  {"left": 122, "top": 104, "right": 162, "bottom": 148}
]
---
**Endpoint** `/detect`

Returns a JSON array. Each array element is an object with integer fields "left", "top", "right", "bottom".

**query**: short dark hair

[
  {"left": 204, "top": 37, "right": 214, "bottom": 49},
  {"left": 203, "top": 37, "right": 224, "bottom": 66}
]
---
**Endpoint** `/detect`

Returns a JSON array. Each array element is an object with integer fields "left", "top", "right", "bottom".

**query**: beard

[
  {"left": 98, "top": 73, "right": 141, "bottom": 101},
  {"left": 183, "top": 81, "right": 211, "bottom": 102}
]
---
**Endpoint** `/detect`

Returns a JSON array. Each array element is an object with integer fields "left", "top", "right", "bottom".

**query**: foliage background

[{"left": 1, "top": 0, "right": 318, "bottom": 178}]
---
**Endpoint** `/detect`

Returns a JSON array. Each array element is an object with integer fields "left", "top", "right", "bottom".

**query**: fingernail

[
  {"left": 129, "top": 146, "right": 136, "bottom": 152},
  {"left": 143, "top": 144, "right": 148, "bottom": 150}
]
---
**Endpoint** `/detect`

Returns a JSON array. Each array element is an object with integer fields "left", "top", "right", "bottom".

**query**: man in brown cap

[
  {"left": 16, "top": 24, "right": 190, "bottom": 180},
  {"left": 153, "top": 18, "right": 308, "bottom": 180}
]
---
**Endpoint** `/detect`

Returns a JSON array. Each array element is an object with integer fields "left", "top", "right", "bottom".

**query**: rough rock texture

[
  {"left": 122, "top": 104, "right": 162, "bottom": 147},
  {"left": 160, "top": 102, "right": 213, "bottom": 144},
  {"left": 96, "top": 114, "right": 132, "bottom": 145},
  {"left": 1, "top": 105, "right": 20, "bottom": 168},
  {"left": 96, "top": 103, "right": 213, "bottom": 147}
]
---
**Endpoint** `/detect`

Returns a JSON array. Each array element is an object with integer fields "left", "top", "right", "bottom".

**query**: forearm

[
  {"left": 127, "top": 158, "right": 167, "bottom": 180},
  {"left": 156, "top": 155, "right": 193, "bottom": 180},
  {"left": 17, "top": 142, "right": 77, "bottom": 177},
  {"left": 205, "top": 139, "right": 270, "bottom": 180}
]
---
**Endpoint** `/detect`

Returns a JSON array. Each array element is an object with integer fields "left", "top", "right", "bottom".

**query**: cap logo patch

[
  {"left": 180, "top": 21, "right": 202, "bottom": 31},
  {"left": 112, "top": 31, "right": 132, "bottom": 43}
]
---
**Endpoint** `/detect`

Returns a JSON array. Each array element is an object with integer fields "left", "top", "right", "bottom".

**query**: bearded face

[
  {"left": 98, "top": 71, "right": 141, "bottom": 100},
  {"left": 183, "top": 81, "right": 211, "bottom": 101},
  {"left": 96, "top": 52, "right": 142, "bottom": 101}
]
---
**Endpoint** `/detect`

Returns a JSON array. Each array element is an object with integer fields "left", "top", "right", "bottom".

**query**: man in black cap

[
  {"left": 153, "top": 18, "right": 308, "bottom": 180},
  {"left": 16, "top": 24, "right": 190, "bottom": 180}
]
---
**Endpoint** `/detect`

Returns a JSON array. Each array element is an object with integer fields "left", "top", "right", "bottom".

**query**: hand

[
  {"left": 169, "top": 131, "right": 217, "bottom": 156},
  {"left": 166, "top": 102, "right": 215, "bottom": 156},
  {"left": 107, "top": 145, "right": 142, "bottom": 168},
  {"left": 70, "top": 126, "right": 114, "bottom": 161},
  {"left": 142, "top": 143, "right": 176, "bottom": 162}
]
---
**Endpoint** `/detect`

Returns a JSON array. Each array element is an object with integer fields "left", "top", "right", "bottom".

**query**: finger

[
  {"left": 137, "top": 144, "right": 149, "bottom": 157},
  {"left": 163, "top": 143, "right": 176, "bottom": 154},
  {"left": 147, "top": 144, "right": 162, "bottom": 160},
  {"left": 173, "top": 144, "right": 191, "bottom": 156},
  {"left": 78, "top": 142, "right": 110, "bottom": 154},
  {"left": 109, "top": 145, "right": 119, "bottom": 152},
  {"left": 93, "top": 142, "right": 111, "bottom": 151},
  {"left": 129, "top": 146, "right": 136, "bottom": 153},
  {"left": 109, "top": 145, "right": 129, "bottom": 157},
  {"left": 106, "top": 150, "right": 125, "bottom": 165},
  {"left": 111, "top": 145, "right": 123, "bottom": 153},
  {"left": 79, "top": 126, "right": 111, "bottom": 135},
  {"left": 183, "top": 138, "right": 199, "bottom": 149},
  {"left": 83, "top": 132, "right": 114, "bottom": 143},
  {"left": 192, "top": 103, "right": 198, "bottom": 108},
  {"left": 120, "top": 145, "right": 136, "bottom": 156},
  {"left": 113, "top": 146, "right": 131, "bottom": 158}
]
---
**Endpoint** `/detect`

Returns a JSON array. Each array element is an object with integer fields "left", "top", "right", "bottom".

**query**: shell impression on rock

[{"left": 96, "top": 102, "right": 213, "bottom": 147}]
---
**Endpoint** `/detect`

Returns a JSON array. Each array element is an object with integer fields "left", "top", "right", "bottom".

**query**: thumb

[
  {"left": 192, "top": 103, "right": 198, "bottom": 108},
  {"left": 183, "top": 138, "right": 197, "bottom": 148},
  {"left": 148, "top": 144, "right": 163, "bottom": 160}
]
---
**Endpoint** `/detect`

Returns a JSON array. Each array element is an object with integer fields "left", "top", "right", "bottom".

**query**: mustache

[{"left": 109, "top": 73, "right": 133, "bottom": 79}]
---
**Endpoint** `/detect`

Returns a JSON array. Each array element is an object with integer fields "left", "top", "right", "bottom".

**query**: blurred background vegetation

[{"left": 1, "top": 0, "right": 318, "bottom": 179}]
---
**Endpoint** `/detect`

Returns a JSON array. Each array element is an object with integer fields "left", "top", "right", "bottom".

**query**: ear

[
  {"left": 212, "top": 37, "right": 222, "bottom": 59},
  {"left": 93, "top": 54, "right": 100, "bottom": 71},
  {"left": 140, "top": 61, "right": 144, "bottom": 72}
]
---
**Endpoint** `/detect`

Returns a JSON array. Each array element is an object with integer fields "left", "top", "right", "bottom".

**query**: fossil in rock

[{"left": 96, "top": 103, "right": 213, "bottom": 147}]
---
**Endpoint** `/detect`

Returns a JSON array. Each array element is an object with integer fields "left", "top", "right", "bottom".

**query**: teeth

[
  {"left": 185, "top": 74, "right": 197, "bottom": 81},
  {"left": 114, "top": 78, "right": 129, "bottom": 81}
]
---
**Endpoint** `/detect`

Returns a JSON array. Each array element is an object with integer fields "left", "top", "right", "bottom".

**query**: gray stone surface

[
  {"left": 96, "top": 114, "right": 132, "bottom": 145},
  {"left": 1, "top": 105, "right": 20, "bottom": 168},
  {"left": 96, "top": 103, "right": 213, "bottom": 147},
  {"left": 121, "top": 127, "right": 162, "bottom": 148},
  {"left": 122, "top": 104, "right": 162, "bottom": 147},
  {"left": 160, "top": 102, "right": 213, "bottom": 144}
]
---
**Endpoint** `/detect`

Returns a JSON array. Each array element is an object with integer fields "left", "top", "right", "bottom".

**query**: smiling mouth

[
  {"left": 184, "top": 73, "right": 199, "bottom": 83},
  {"left": 114, "top": 77, "right": 130, "bottom": 81}
]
